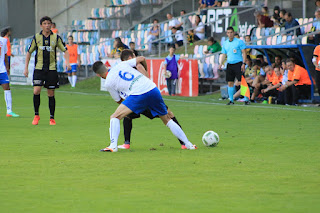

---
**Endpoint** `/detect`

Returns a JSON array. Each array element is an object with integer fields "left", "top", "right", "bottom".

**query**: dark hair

[
  {"left": 257, "top": 54, "right": 264, "bottom": 59},
  {"left": 153, "top": 19, "right": 159, "bottom": 23},
  {"left": 1, "top": 28, "right": 10, "bottom": 37},
  {"left": 129, "top": 42, "right": 135, "bottom": 45},
  {"left": 120, "top": 49, "right": 134, "bottom": 61},
  {"left": 196, "top": 15, "right": 201, "bottom": 23},
  {"left": 262, "top": 6, "right": 268, "bottom": 12},
  {"left": 253, "top": 60, "right": 262, "bottom": 67},
  {"left": 181, "top": 10, "right": 186, "bottom": 14},
  {"left": 286, "top": 58, "right": 295, "bottom": 63},
  {"left": 275, "top": 55, "right": 282, "bottom": 60},
  {"left": 281, "top": 58, "right": 287, "bottom": 63},
  {"left": 208, "top": 37, "right": 216, "bottom": 43},
  {"left": 274, "top": 65, "right": 281, "bottom": 69},
  {"left": 115, "top": 37, "right": 127, "bottom": 49},
  {"left": 92, "top": 61, "right": 105, "bottom": 74},
  {"left": 68, "top": 35, "right": 73, "bottom": 39},
  {"left": 274, "top": 6, "right": 280, "bottom": 12},
  {"left": 280, "top": 9, "right": 286, "bottom": 14},
  {"left": 262, "top": 62, "right": 269, "bottom": 67},
  {"left": 40, "top": 16, "right": 52, "bottom": 25},
  {"left": 286, "top": 12, "right": 292, "bottom": 17},
  {"left": 169, "top": 45, "right": 176, "bottom": 50},
  {"left": 227, "top": 26, "right": 234, "bottom": 31},
  {"left": 171, "top": 27, "right": 177, "bottom": 30}
]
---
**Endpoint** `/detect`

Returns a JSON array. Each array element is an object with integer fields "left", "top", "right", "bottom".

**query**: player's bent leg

[
  {"left": 110, "top": 104, "right": 133, "bottom": 120},
  {"left": 160, "top": 115, "right": 197, "bottom": 150}
]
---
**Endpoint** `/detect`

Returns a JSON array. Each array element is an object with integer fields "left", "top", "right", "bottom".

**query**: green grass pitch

[{"left": 1, "top": 77, "right": 320, "bottom": 213}]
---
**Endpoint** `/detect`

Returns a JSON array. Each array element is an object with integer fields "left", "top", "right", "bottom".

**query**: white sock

[
  {"left": 72, "top": 75, "right": 77, "bottom": 87},
  {"left": 68, "top": 76, "right": 72, "bottom": 85},
  {"left": 166, "top": 119, "right": 193, "bottom": 148},
  {"left": 4, "top": 90, "right": 12, "bottom": 114},
  {"left": 109, "top": 118, "right": 120, "bottom": 149}
]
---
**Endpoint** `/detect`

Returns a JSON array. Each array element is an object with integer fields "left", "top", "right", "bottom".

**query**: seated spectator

[
  {"left": 229, "top": 0, "right": 239, "bottom": 6},
  {"left": 312, "top": 11, "right": 320, "bottom": 45},
  {"left": 251, "top": 60, "right": 267, "bottom": 101},
  {"left": 167, "top": 13, "right": 181, "bottom": 30},
  {"left": 193, "top": 15, "right": 205, "bottom": 40},
  {"left": 261, "top": 6, "right": 269, "bottom": 16},
  {"left": 316, "top": 0, "right": 320, "bottom": 13},
  {"left": 178, "top": 10, "right": 192, "bottom": 32},
  {"left": 187, "top": 29, "right": 199, "bottom": 44},
  {"left": 129, "top": 42, "right": 139, "bottom": 56},
  {"left": 261, "top": 66, "right": 283, "bottom": 103},
  {"left": 279, "top": 9, "right": 287, "bottom": 27},
  {"left": 147, "top": 19, "right": 160, "bottom": 53},
  {"left": 271, "top": 6, "right": 281, "bottom": 25},
  {"left": 284, "top": 12, "right": 301, "bottom": 36},
  {"left": 244, "top": 57, "right": 257, "bottom": 85},
  {"left": 255, "top": 11, "right": 274, "bottom": 28},
  {"left": 279, "top": 59, "right": 312, "bottom": 105},
  {"left": 244, "top": 35, "right": 256, "bottom": 59},
  {"left": 272, "top": 55, "right": 282, "bottom": 68},
  {"left": 216, "top": 1, "right": 222, "bottom": 7},
  {"left": 108, "top": 37, "right": 128, "bottom": 58},
  {"left": 204, "top": 37, "right": 221, "bottom": 53},
  {"left": 51, "top": 22, "right": 58, "bottom": 34},
  {"left": 171, "top": 27, "right": 184, "bottom": 48},
  {"left": 234, "top": 32, "right": 240, "bottom": 38},
  {"left": 278, "top": 59, "right": 289, "bottom": 104}
]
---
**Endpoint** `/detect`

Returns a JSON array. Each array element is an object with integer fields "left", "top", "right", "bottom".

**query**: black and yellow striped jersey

[{"left": 28, "top": 30, "right": 67, "bottom": 71}]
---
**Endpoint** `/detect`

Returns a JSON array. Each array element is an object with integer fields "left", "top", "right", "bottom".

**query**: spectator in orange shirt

[
  {"left": 1, "top": 28, "right": 14, "bottom": 75},
  {"left": 65, "top": 35, "right": 81, "bottom": 88},
  {"left": 51, "top": 23, "right": 58, "bottom": 34},
  {"left": 312, "top": 44, "right": 320, "bottom": 95},
  {"left": 261, "top": 66, "right": 283, "bottom": 102},
  {"left": 279, "top": 58, "right": 312, "bottom": 105}
]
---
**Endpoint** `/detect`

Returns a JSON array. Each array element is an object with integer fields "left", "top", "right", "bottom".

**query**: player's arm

[
  {"left": 136, "top": 63, "right": 149, "bottom": 78},
  {"left": 64, "top": 50, "right": 71, "bottom": 70},
  {"left": 24, "top": 52, "right": 32, "bottom": 77},
  {"left": 241, "top": 49, "right": 246, "bottom": 72},
  {"left": 279, "top": 80, "right": 298, "bottom": 91},
  {"left": 218, "top": 53, "right": 226, "bottom": 69},
  {"left": 135, "top": 56, "right": 146, "bottom": 65},
  {"left": 5, "top": 54, "right": 9, "bottom": 74},
  {"left": 77, "top": 53, "right": 81, "bottom": 67}
]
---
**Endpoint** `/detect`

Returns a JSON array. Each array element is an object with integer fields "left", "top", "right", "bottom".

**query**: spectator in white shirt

[
  {"left": 171, "top": 27, "right": 184, "bottom": 48},
  {"left": 167, "top": 13, "right": 181, "bottom": 30},
  {"left": 193, "top": 15, "right": 205, "bottom": 40}
]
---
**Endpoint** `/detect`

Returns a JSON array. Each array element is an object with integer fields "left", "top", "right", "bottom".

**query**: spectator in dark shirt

[
  {"left": 279, "top": 9, "right": 287, "bottom": 27},
  {"left": 255, "top": 11, "right": 274, "bottom": 28},
  {"left": 271, "top": 6, "right": 281, "bottom": 25},
  {"left": 129, "top": 42, "right": 139, "bottom": 56},
  {"left": 284, "top": 12, "right": 301, "bottom": 36}
]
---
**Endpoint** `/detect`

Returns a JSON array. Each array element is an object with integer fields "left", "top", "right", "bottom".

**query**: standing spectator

[
  {"left": 279, "top": 59, "right": 312, "bottom": 105},
  {"left": 312, "top": 44, "right": 320, "bottom": 95},
  {"left": 23, "top": 16, "right": 71, "bottom": 125},
  {"left": 51, "top": 22, "right": 58, "bottom": 34},
  {"left": 0, "top": 35, "right": 19, "bottom": 117},
  {"left": 255, "top": 11, "right": 274, "bottom": 28},
  {"left": 171, "top": 27, "right": 184, "bottom": 48},
  {"left": 129, "top": 42, "right": 139, "bottom": 56},
  {"left": 204, "top": 37, "right": 221, "bottom": 54},
  {"left": 218, "top": 26, "right": 248, "bottom": 105},
  {"left": 1, "top": 28, "right": 14, "bottom": 75},
  {"left": 147, "top": 19, "right": 160, "bottom": 53},
  {"left": 193, "top": 15, "right": 205, "bottom": 40},
  {"left": 178, "top": 10, "right": 192, "bottom": 32},
  {"left": 66, "top": 35, "right": 81, "bottom": 88},
  {"left": 167, "top": 13, "right": 181, "bottom": 30},
  {"left": 163, "top": 46, "right": 180, "bottom": 96},
  {"left": 284, "top": 12, "right": 301, "bottom": 36}
]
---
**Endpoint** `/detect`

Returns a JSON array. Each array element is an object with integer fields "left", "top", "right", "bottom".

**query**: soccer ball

[
  {"left": 202, "top": 131, "right": 219, "bottom": 147},
  {"left": 164, "top": 70, "right": 172, "bottom": 78}
]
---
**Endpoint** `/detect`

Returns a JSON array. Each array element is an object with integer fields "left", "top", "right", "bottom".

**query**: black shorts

[
  {"left": 33, "top": 69, "right": 59, "bottom": 89},
  {"left": 175, "top": 40, "right": 183, "bottom": 47},
  {"left": 226, "top": 62, "right": 243, "bottom": 82}
]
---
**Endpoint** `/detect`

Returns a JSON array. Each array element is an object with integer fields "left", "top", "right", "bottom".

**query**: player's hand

[
  {"left": 66, "top": 64, "right": 71, "bottom": 71},
  {"left": 23, "top": 68, "right": 29, "bottom": 77},
  {"left": 241, "top": 64, "right": 245, "bottom": 72},
  {"left": 218, "top": 64, "right": 222, "bottom": 70}
]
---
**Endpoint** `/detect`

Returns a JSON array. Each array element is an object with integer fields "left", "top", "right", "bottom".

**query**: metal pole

[{"left": 302, "top": 0, "right": 306, "bottom": 19}]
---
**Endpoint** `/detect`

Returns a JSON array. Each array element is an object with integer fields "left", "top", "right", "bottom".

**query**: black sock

[
  {"left": 123, "top": 117, "right": 132, "bottom": 145},
  {"left": 33, "top": 94, "right": 40, "bottom": 115},
  {"left": 172, "top": 116, "right": 184, "bottom": 145},
  {"left": 49, "top": 96, "right": 55, "bottom": 119}
]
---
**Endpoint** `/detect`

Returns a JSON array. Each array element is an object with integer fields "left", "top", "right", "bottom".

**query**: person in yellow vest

[{"left": 66, "top": 35, "right": 81, "bottom": 88}]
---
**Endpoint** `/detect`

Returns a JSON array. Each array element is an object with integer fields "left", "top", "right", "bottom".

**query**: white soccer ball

[
  {"left": 164, "top": 70, "right": 172, "bottom": 78},
  {"left": 202, "top": 130, "right": 219, "bottom": 147}
]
